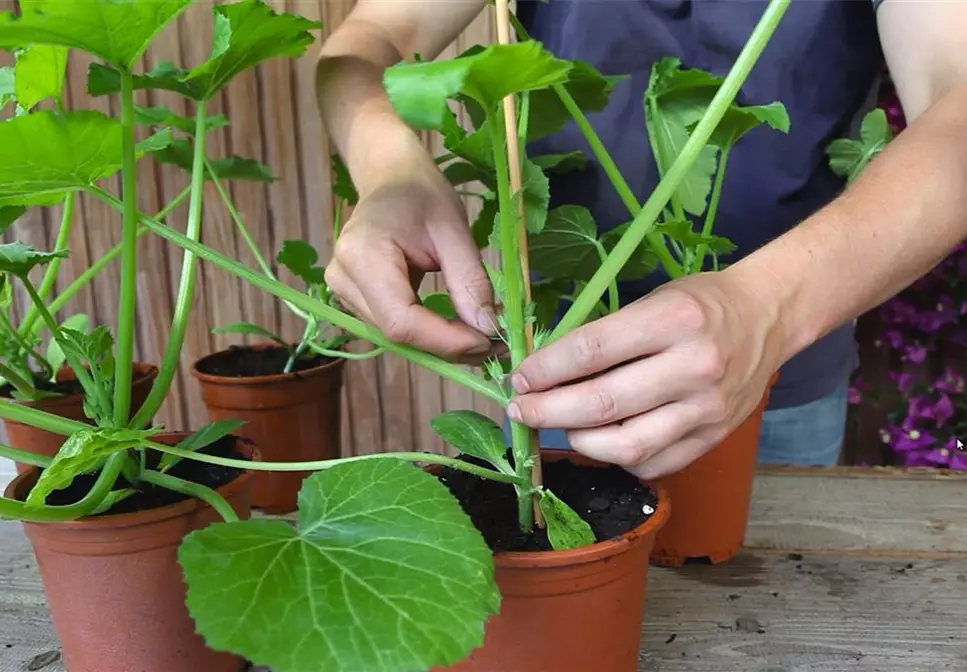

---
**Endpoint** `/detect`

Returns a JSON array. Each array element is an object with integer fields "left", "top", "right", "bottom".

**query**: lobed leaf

[
  {"left": 134, "top": 105, "right": 230, "bottom": 135},
  {"left": 599, "top": 222, "right": 661, "bottom": 281},
  {"left": 330, "top": 153, "right": 358, "bottom": 206},
  {"left": 25, "top": 427, "right": 161, "bottom": 508},
  {"left": 421, "top": 292, "right": 458, "bottom": 320},
  {"left": 825, "top": 108, "right": 892, "bottom": 184},
  {"left": 430, "top": 410, "right": 513, "bottom": 475},
  {"left": 385, "top": 41, "right": 572, "bottom": 130},
  {"left": 531, "top": 151, "right": 588, "bottom": 175},
  {"left": 527, "top": 60, "right": 627, "bottom": 141},
  {"left": 539, "top": 488, "right": 596, "bottom": 550},
  {"left": 149, "top": 138, "right": 277, "bottom": 182},
  {"left": 0, "top": 206, "right": 25, "bottom": 233},
  {"left": 470, "top": 196, "right": 498, "bottom": 249},
  {"left": 705, "top": 101, "right": 790, "bottom": 150},
  {"left": 276, "top": 240, "right": 325, "bottom": 288},
  {"left": 0, "top": 0, "right": 191, "bottom": 70},
  {"left": 14, "top": 44, "right": 68, "bottom": 111},
  {"left": 159, "top": 419, "right": 247, "bottom": 472},
  {"left": 179, "top": 459, "right": 499, "bottom": 672},
  {"left": 521, "top": 159, "right": 550, "bottom": 234},
  {"left": 46, "top": 313, "right": 90, "bottom": 379},
  {"left": 0, "top": 242, "right": 68, "bottom": 277},
  {"left": 136, "top": 128, "right": 176, "bottom": 154},
  {"left": 527, "top": 205, "right": 601, "bottom": 281},
  {"left": 87, "top": 60, "right": 199, "bottom": 99}
]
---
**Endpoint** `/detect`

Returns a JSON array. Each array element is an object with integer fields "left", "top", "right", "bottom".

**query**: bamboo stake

[{"left": 494, "top": 0, "right": 544, "bottom": 527}]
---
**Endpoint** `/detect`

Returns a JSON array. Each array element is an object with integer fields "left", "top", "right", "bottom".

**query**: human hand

[
  {"left": 506, "top": 269, "right": 786, "bottom": 478},
  {"left": 325, "top": 154, "right": 499, "bottom": 362}
]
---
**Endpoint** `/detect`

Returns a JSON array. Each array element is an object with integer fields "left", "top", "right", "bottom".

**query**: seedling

[{"left": 0, "top": 0, "right": 793, "bottom": 670}]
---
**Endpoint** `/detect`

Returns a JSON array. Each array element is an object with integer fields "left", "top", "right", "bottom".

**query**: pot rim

[
  {"left": 190, "top": 343, "right": 345, "bottom": 388},
  {"left": 3, "top": 431, "right": 258, "bottom": 531},
  {"left": 0, "top": 361, "right": 159, "bottom": 412}
]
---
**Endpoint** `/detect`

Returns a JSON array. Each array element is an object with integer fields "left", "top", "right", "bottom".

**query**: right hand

[{"left": 325, "top": 157, "right": 499, "bottom": 361}]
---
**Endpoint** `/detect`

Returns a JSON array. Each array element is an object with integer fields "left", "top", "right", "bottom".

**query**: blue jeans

[{"left": 504, "top": 378, "right": 849, "bottom": 467}]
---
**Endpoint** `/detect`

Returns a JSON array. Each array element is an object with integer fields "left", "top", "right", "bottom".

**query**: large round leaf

[{"left": 179, "top": 459, "right": 499, "bottom": 672}]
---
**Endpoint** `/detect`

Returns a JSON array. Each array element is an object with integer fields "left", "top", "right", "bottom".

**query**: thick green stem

[
  {"left": 492, "top": 110, "right": 535, "bottom": 531},
  {"left": 306, "top": 342, "right": 385, "bottom": 360},
  {"left": 285, "top": 320, "right": 316, "bottom": 373},
  {"left": 0, "top": 361, "right": 38, "bottom": 398},
  {"left": 551, "top": 0, "right": 790, "bottom": 341},
  {"left": 35, "top": 187, "right": 192, "bottom": 332},
  {"left": 141, "top": 470, "right": 238, "bottom": 522},
  {"left": 89, "top": 190, "right": 508, "bottom": 406},
  {"left": 113, "top": 71, "right": 140, "bottom": 427},
  {"left": 693, "top": 148, "right": 729, "bottom": 273},
  {"left": 0, "top": 440, "right": 50, "bottom": 467},
  {"left": 18, "top": 193, "right": 74, "bottom": 338},
  {"left": 130, "top": 103, "right": 209, "bottom": 429},
  {"left": 595, "top": 243, "right": 620, "bottom": 313}
]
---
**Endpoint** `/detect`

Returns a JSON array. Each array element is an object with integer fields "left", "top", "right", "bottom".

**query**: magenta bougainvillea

[{"left": 848, "top": 70, "right": 967, "bottom": 469}]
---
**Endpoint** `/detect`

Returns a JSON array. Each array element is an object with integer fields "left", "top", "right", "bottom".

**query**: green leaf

[
  {"left": 527, "top": 60, "right": 627, "bottom": 141},
  {"left": 527, "top": 205, "right": 602, "bottom": 281},
  {"left": 46, "top": 313, "right": 89, "bottom": 379},
  {"left": 159, "top": 419, "right": 247, "bottom": 472},
  {"left": 87, "top": 60, "right": 199, "bottom": 99},
  {"left": 0, "top": 110, "right": 123, "bottom": 207},
  {"left": 134, "top": 105, "right": 230, "bottom": 135},
  {"left": 385, "top": 41, "right": 572, "bottom": 130},
  {"left": 211, "top": 321, "right": 287, "bottom": 348},
  {"left": 56, "top": 325, "right": 116, "bottom": 425},
  {"left": 0, "top": 0, "right": 191, "bottom": 70},
  {"left": 276, "top": 240, "right": 325, "bottom": 288},
  {"left": 149, "top": 138, "right": 276, "bottom": 182},
  {"left": 600, "top": 223, "right": 661, "bottom": 281},
  {"left": 421, "top": 292, "right": 458, "bottom": 320},
  {"left": 13, "top": 44, "right": 68, "bottom": 111},
  {"left": 531, "top": 151, "right": 588, "bottom": 175},
  {"left": 0, "top": 206, "right": 25, "bottom": 233},
  {"left": 706, "top": 101, "right": 790, "bottom": 149},
  {"left": 471, "top": 195, "right": 498, "bottom": 249},
  {"left": 180, "top": 0, "right": 321, "bottom": 100},
  {"left": 531, "top": 279, "right": 568, "bottom": 330},
  {"left": 136, "top": 128, "right": 176, "bottom": 154},
  {"left": 331, "top": 153, "right": 358, "bottom": 206},
  {"left": 0, "top": 66, "right": 14, "bottom": 110},
  {"left": 0, "top": 242, "right": 68, "bottom": 277},
  {"left": 443, "top": 161, "right": 492, "bottom": 188},
  {"left": 825, "top": 108, "right": 892, "bottom": 184},
  {"left": 521, "top": 159, "right": 550, "bottom": 234},
  {"left": 447, "top": 123, "right": 495, "bottom": 170},
  {"left": 25, "top": 427, "right": 161, "bottom": 508},
  {"left": 179, "top": 459, "right": 499, "bottom": 672},
  {"left": 430, "top": 410, "right": 513, "bottom": 475},
  {"left": 538, "top": 488, "right": 596, "bottom": 550}
]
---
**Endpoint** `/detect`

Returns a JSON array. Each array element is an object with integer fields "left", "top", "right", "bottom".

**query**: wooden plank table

[{"left": 2, "top": 466, "right": 967, "bottom": 672}]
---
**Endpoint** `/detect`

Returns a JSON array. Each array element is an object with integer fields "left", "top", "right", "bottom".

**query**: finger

[
  {"left": 566, "top": 397, "right": 714, "bottom": 469},
  {"left": 430, "top": 221, "right": 498, "bottom": 336},
  {"left": 325, "top": 260, "right": 377, "bottom": 323},
  {"left": 340, "top": 239, "right": 493, "bottom": 358},
  {"left": 625, "top": 426, "right": 727, "bottom": 480},
  {"left": 508, "top": 351, "right": 694, "bottom": 430},
  {"left": 511, "top": 293, "right": 691, "bottom": 394}
]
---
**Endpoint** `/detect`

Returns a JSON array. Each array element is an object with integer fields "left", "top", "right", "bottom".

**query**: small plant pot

[
  {"left": 191, "top": 344, "right": 345, "bottom": 514},
  {"left": 4, "top": 431, "right": 257, "bottom": 672},
  {"left": 649, "top": 377, "right": 777, "bottom": 566},
  {"left": 1, "top": 362, "right": 159, "bottom": 474},
  {"left": 434, "top": 451, "right": 670, "bottom": 672}
]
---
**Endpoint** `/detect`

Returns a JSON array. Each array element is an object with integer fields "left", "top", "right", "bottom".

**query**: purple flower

[
  {"left": 903, "top": 344, "right": 929, "bottom": 363},
  {"left": 908, "top": 394, "right": 955, "bottom": 426},
  {"left": 893, "top": 427, "right": 936, "bottom": 452},
  {"left": 902, "top": 450, "right": 934, "bottom": 468},
  {"left": 934, "top": 394, "right": 955, "bottom": 425},
  {"left": 847, "top": 386, "right": 863, "bottom": 405},
  {"left": 936, "top": 369, "right": 965, "bottom": 394},
  {"left": 916, "top": 297, "right": 958, "bottom": 333},
  {"left": 895, "top": 372, "right": 917, "bottom": 394},
  {"left": 921, "top": 445, "right": 967, "bottom": 469}
]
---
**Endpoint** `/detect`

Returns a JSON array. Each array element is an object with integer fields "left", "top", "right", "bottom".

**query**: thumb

[{"left": 432, "top": 224, "right": 498, "bottom": 337}]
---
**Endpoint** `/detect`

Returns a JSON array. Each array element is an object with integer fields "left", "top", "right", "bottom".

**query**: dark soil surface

[
  {"left": 0, "top": 377, "right": 84, "bottom": 399},
  {"left": 438, "top": 453, "right": 659, "bottom": 553},
  {"left": 196, "top": 345, "right": 330, "bottom": 378},
  {"left": 32, "top": 436, "right": 247, "bottom": 516}
]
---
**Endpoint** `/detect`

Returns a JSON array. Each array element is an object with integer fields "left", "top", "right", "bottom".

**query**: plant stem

[
  {"left": 333, "top": 197, "right": 344, "bottom": 241},
  {"left": 20, "top": 278, "right": 112, "bottom": 417},
  {"left": 34, "top": 187, "right": 192, "bottom": 333},
  {"left": 693, "top": 148, "right": 729, "bottom": 273},
  {"left": 0, "top": 440, "right": 51, "bottom": 467},
  {"left": 88, "top": 190, "right": 509, "bottom": 406},
  {"left": 0, "top": 310, "right": 50, "bottom": 381},
  {"left": 140, "top": 469, "right": 239, "bottom": 522},
  {"left": 306, "top": 342, "right": 385, "bottom": 360},
  {"left": 595, "top": 243, "right": 621, "bottom": 313},
  {"left": 0, "top": 362, "right": 38, "bottom": 399},
  {"left": 284, "top": 320, "right": 315, "bottom": 373},
  {"left": 113, "top": 71, "right": 140, "bottom": 427},
  {"left": 130, "top": 103, "right": 209, "bottom": 430},
  {"left": 551, "top": 0, "right": 790, "bottom": 341},
  {"left": 18, "top": 193, "right": 74, "bottom": 338}
]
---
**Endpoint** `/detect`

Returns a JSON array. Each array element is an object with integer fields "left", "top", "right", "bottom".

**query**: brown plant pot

[
  {"left": 649, "top": 377, "right": 778, "bottom": 566},
  {"left": 435, "top": 450, "right": 670, "bottom": 672},
  {"left": 191, "top": 345, "right": 345, "bottom": 514},
  {"left": 1, "top": 362, "right": 159, "bottom": 474},
  {"left": 4, "top": 431, "right": 256, "bottom": 672}
]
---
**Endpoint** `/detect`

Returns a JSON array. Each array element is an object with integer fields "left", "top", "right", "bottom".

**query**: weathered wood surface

[{"left": 3, "top": 467, "right": 967, "bottom": 671}]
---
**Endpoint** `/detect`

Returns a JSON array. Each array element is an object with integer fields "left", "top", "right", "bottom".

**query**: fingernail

[
  {"left": 507, "top": 402, "right": 522, "bottom": 422},
  {"left": 469, "top": 340, "right": 493, "bottom": 355},
  {"left": 476, "top": 305, "right": 498, "bottom": 334},
  {"left": 511, "top": 372, "right": 530, "bottom": 394}
]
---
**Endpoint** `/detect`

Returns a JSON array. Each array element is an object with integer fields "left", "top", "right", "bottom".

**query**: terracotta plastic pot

[
  {"left": 191, "top": 345, "right": 345, "bottom": 514},
  {"left": 1, "top": 362, "right": 158, "bottom": 474},
  {"left": 4, "top": 432, "right": 256, "bottom": 672},
  {"left": 436, "top": 451, "right": 670, "bottom": 672},
  {"left": 649, "top": 376, "right": 777, "bottom": 566}
]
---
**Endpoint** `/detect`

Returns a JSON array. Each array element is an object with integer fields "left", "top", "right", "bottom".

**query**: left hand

[{"left": 506, "top": 268, "right": 786, "bottom": 479}]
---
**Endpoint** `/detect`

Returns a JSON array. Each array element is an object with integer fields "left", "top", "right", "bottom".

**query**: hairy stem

[
  {"left": 113, "top": 71, "right": 140, "bottom": 426},
  {"left": 130, "top": 103, "right": 209, "bottom": 429},
  {"left": 141, "top": 469, "right": 239, "bottom": 522},
  {"left": 18, "top": 193, "right": 74, "bottom": 338},
  {"left": 693, "top": 148, "right": 729, "bottom": 273},
  {"left": 551, "top": 0, "right": 790, "bottom": 340}
]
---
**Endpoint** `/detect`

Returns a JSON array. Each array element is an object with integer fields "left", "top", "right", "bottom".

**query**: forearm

[{"left": 735, "top": 84, "right": 967, "bottom": 363}]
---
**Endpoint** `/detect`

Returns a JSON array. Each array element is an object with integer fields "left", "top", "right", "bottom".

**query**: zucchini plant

[{"left": 0, "top": 0, "right": 793, "bottom": 670}]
